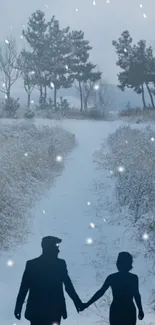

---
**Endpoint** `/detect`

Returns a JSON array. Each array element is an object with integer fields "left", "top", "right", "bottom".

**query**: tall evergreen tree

[{"left": 69, "top": 30, "right": 101, "bottom": 112}]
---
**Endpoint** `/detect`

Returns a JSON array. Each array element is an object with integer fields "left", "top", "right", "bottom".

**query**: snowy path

[{"left": 0, "top": 119, "right": 154, "bottom": 325}]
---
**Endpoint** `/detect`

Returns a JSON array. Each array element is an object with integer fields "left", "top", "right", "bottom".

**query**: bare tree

[
  {"left": 82, "top": 79, "right": 115, "bottom": 113},
  {"left": 0, "top": 37, "right": 20, "bottom": 99}
]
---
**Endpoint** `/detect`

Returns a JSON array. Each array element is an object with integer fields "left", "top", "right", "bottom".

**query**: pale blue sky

[{"left": 0, "top": 0, "right": 155, "bottom": 83}]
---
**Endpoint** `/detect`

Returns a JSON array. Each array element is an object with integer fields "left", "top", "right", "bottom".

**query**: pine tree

[
  {"left": 69, "top": 30, "right": 101, "bottom": 112},
  {"left": 23, "top": 10, "right": 49, "bottom": 104},
  {"left": 46, "top": 18, "right": 73, "bottom": 110}
]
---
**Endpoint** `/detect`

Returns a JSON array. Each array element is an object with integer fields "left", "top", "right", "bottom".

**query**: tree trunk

[
  {"left": 54, "top": 86, "right": 57, "bottom": 111},
  {"left": 79, "top": 81, "right": 83, "bottom": 112},
  {"left": 39, "top": 86, "right": 43, "bottom": 104},
  {"left": 146, "top": 82, "right": 155, "bottom": 108},
  {"left": 141, "top": 84, "right": 146, "bottom": 109},
  {"left": 44, "top": 85, "right": 47, "bottom": 102},
  {"left": 27, "top": 92, "right": 31, "bottom": 108}
]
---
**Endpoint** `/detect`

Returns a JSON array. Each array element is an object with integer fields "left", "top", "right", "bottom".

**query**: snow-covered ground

[{"left": 0, "top": 119, "right": 154, "bottom": 325}]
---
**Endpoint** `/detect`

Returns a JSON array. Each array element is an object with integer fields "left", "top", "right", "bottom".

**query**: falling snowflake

[
  {"left": 50, "top": 82, "right": 54, "bottom": 88},
  {"left": 45, "top": 4, "right": 48, "bottom": 8},
  {"left": 110, "top": 170, "right": 113, "bottom": 175},
  {"left": 87, "top": 201, "right": 91, "bottom": 206},
  {"left": 142, "top": 232, "right": 149, "bottom": 240},
  {"left": 4, "top": 95, "right": 7, "bottom": 99},
  {"left": 103, "top": 218, "right": 107, "bottom": 222},
  {"left": 90, "top": 222, "right": 95, "bottom": 228},
  {"left": 7, "top": 259, "right": 14, "bottom": 267},
  {"left": 30, "top": 71, "right": 35, "bottom": 76},
  {"left": 76, "top": 8, "right": 79, "bottom": 12},
  {"left": 24, "top": 152, "right": 28, "bottom": 157},
  {"left": 106, "top": 0, "right": 110, "bottom": 3},
  {"left": 124, "top": 48, "right": 127, "bottom": 53},
  {"left": 56, "top": 155, "right": 63, "bottom": 162},
  {"left": 125, "top": 140, "right": 128, "bottom": 143},
  {"left": 5, "top": 39, "right": 9, "bottom": 44},
  {"left": 86, "top": 237, "right": 93, "bottom": 245},
  {"left": 31, "top": 100, "right": 34, "bottom": 104},
  {"left": 20, "top": 35, "right": 23, "bottom": 39},
  {"left": 65, "top": 65, "right": 69, "bottom": 70},
  {"left": 140, "top": 4, "right": 143, "bottom": 8},
  {"left": 10, "top": 25, "right": 13, "bottom": 30},
  {"left": 143, "top": 13, "right": 147, "bottom": 18},
  {"left": 93, "top": 0, "right": 96, "bottom": 5},
  {"left": 2, "top": 83, "right": 5, "bottom": 88},
  {"left": 151, "top": 137, "right": 155, "bottom": 142},
  {"left": 117, "top": 166, "right": 125, "bottom": 173},
  {"left": 43, "top": 210, "right": 46, "bottom": 214},
  {"left": 94, "top": 84, "right": 99, "bottom": 90}
]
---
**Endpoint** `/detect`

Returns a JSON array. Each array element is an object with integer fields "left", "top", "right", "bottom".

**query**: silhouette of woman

[{"left": 81, "top": 252, "right": 144, "bottom": 325}]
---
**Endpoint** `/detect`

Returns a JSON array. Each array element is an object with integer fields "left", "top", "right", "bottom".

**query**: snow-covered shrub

[
  {"left": 0, "top": 97, "right": 20, "bottom": 118},
  {"left": 0, "top": 122, "right": 76, "bottom": 251},
  {"left": 24, "top": 108, "right": 35, "bottom": 118},
  {"left": 95, "top": 125, "right": 155, "bottom": 222}
]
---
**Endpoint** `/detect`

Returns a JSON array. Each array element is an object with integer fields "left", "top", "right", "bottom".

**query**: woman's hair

[{"left": 116, "top": 252, "right": 133, "bottom": 272}]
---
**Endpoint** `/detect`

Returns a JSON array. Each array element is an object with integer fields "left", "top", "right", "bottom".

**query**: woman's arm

[
  {"left": 86, "top": 275, "right": 111, "bottom": 308},
  {"left": 134, "top": 275, "right": 143, "bottom": 312}
]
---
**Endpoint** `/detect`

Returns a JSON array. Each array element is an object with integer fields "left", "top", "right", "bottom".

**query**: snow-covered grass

[
  {"left": 0, "top": 120, "right": 76, "bottom": 251},
  {"left": 119, "top": 107, "right": 155, "bottom": 123}
]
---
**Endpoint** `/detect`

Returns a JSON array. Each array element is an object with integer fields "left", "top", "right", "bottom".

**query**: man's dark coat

[{"left": 15, "top": 255, "right": 81, "bottom": 321}]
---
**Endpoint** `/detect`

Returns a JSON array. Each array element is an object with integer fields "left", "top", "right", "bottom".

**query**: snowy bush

[
  {"left": 0, "top": 97, "right": 20, "bottom": 118},
  {"left": 0, "top": 122, "right": 76, "bottom": 251},
  {"left": 95, "top": 125, "right": 155, "bottom": 222},
  {"left": 24, "top": 108, "right": 35, "bottom": 118}
]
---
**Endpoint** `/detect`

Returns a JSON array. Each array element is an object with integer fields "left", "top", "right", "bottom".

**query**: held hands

[{"left": 138, "top": 309, "right": 144, "bottom": 320}]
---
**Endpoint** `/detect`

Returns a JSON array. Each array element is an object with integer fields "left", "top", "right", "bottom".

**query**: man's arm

[
  {"left": 62, "top": 261, "right": 82, "bottom": 311},
  {"left": 14, "top": 261, "right": 30, "bottom": 319}
]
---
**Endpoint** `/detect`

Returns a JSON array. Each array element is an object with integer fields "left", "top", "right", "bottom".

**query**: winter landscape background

[{"left": 1, "top": 1, "right": 155, "bottom": 325}]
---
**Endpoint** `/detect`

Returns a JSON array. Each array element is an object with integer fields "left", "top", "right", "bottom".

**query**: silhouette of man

[
  {"left": 80, "top": 252, "right": 144, "bottom": 325},
  {"left": 14, "top": 236, "right": 83, "bottom": 325}
]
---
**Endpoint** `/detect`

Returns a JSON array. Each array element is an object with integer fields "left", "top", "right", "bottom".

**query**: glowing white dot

[
  {"left": 56, "top": 155, "right": 63, "bottom": 162},
  {"left": 93, "top": 0, "right": 96, "bottom": 5},
  {"left": 106, "top": 0, "right": 110, "bottom": 3},
  {"left": 30, "top": 71, "right": 35, "bottom": 76},
  {"left": 50, "top": 82, "right": 54, "bottom": 88},
  {"left": 65, "top": 65, "right": 69, "bottom": 70},
  {"left": 2, "top": 83, "right": 5, "bottom": 88},
  {"left": 87, "top": 201, "right": 91, "bottom": 206},
  {"left": 86, "top": 237, "right": 93, "bottom": 245},
  {"left": 24, "top": 152, "right": 28, "bottom": 156},
  {"left": 140, "top": 4, "right": 143, "bottom": 8},
  {"left": 45, "top": 4, "right": 48, "bottom": 8},
  {"left": 30, "top": 100, "right": 34, "bottom": 104},
  {"left": 94, "top": 84, "right": 99, "bottom": 90},
  {"left": 103, "top": 218, "right": 107, "bottom": 222},
  {"left": 124, "top": 48, "right": 127, "bottom": 53},
  {"left": 4, "top": 94, "right": 7, "bottom": 99},
  {"left": 143, "top": 13, "right": 147, "bottom": 18},
  {"left": 5, "top": 39, "right": 9, "bottom": 44},
  {"left": 118, "top": 166, "right": 125, "bottom": 173},
  {"left": 76, "top": 8, "right": 79, "bottom": 12},
  {"left": 90, "top": 222, "right": 95, "bottom": 228},
  {"left": 125, "top": 140, "right": 128, "bottom": 143},
  {"left": 110, "top": 170, "right": 113, "bottom": 175},
  {"left": 142, "top": 232, "right": 149, "bottom": 240},
  {"left": 20, "top": 35, "right": 23, "bottom": 39},
  {"left": 151, "top": 137, "right": 155, "bottom": 142},
  {"left": 7, "top": 259, "right": 14, "bottom": 267},
  {"left": 43, "top": 210, "right": 46, "bottom": 214}
]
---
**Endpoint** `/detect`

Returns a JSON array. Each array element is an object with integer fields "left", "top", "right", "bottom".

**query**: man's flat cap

[{"left": 41, "top": 236, "right": 62, "bottom": 248}]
